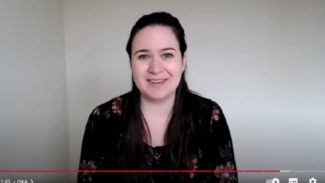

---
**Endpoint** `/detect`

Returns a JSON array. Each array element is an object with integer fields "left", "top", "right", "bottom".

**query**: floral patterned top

[{"left": 77, "top": 93, "right": 238, "bottom": 183}]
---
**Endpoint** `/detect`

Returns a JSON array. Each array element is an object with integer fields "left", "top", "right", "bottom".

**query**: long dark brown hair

[{"left": 117, "top": 12, "right": 203, "bottom": 183}]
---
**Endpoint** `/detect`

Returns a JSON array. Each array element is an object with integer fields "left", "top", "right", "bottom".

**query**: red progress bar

[
  {"left": 180, "top": 170, "right": 212, "bottom": 172},
  {"left": 213, "top": 170, "right": 244, "bottom": 172},
  {"left": 15, "top": 170, "right": 168, "bottom": 173},
  {"left": 13, "top": 170, "right": 280, "bottom": 173},
  {"left": 245, "top": 170, "right": 263, "bottom": 172},
  {"left": 16, "top": 170, "right": 83, "bottom": 172},
  {"left": 263, "top": 170, "right": 281, "bottom": 172}
]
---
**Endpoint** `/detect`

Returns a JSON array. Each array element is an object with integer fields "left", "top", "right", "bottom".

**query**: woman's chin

[
  {"left": 147, "top": 94, "right": 167, "bottom": 100},
  {"left": 145, "top": 91, "right": 173, "bottom": 101}
]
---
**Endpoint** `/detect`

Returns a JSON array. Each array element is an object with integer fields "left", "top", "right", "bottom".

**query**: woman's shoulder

[
  {"left": 89, "top": 92, "right": 130, "bottom": 118},
  {"left": 189, "top": 92, "right": 222, "bottom": 113},
  {"left": 89, "top": 91, "right": 223, "bottom": 118}
]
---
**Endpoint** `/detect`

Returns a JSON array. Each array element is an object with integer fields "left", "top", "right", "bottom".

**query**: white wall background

[
  {"left": 0, "top": 0, "right": 69, "bottom": 182},
  {"left": 1, "top": 0, "right": 324, "bottom": 182}
]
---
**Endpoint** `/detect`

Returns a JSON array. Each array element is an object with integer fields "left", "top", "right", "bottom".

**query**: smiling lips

[{"left": 147, "top": 79, "right": 168, "bottom": 83}]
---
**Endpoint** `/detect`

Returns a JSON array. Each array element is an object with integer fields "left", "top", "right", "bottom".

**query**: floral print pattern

[
  {"left": 77, "top": 94, "right": 238, "bottom": 183},
  {"left": 210, "top": 102, "right": 221, "bottom": 132},
  {"left": 92, "top": 107, "right": 100, "bottom": 116},
  {"left": 212, "top": 109, "right": 220, "bottom": 121},
  {"left": 220, "top": 141, "right": 234, "bottom": 162},
  {"left": 214, "top": 163, "right": 237, "bottom": 183},
  {"left": 104, "top": 109, "right": 110, "bottom": 119},
  {"left": 189, "top": 155, "right": 198, "bottom": 178},
  {"left": 112, "top": 97, "right": 122, "bottom": 115},
  {"left": 213, "top": 141, "right": 237, "bottom": 182},
  {"left": 79, "top": 160, "right": 97, "bottom": 182}
]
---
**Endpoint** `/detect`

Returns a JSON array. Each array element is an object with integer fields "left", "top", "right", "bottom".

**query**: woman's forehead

[{"left": 132, "top": 26, "right": 179, "bottom": 52}]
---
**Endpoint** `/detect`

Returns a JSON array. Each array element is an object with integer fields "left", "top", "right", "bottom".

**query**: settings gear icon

[{"left": 309, "top": 177, "right": 317, "bottom": 183}]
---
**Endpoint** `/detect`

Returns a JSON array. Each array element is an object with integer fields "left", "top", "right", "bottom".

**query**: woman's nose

[{"left": 148, "top": 56, "right": 163, "bottom": 74}]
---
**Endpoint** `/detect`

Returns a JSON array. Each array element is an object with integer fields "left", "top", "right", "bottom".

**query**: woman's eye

[
  {"left": 163, "top": 53, "right": 173, "bottom": 58},
  {"left": 138, "top": 55, "right": 149, "bottom": 59}
]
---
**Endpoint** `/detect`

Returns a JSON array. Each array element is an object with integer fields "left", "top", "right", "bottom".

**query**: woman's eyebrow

[
  {"left": 134, "top": 47, "right": 176, "bottom": 55},
  {"left": 160, "top": 47, "right": 176, "bottom": 52},
  {"left": 134, "top": 49, "right": 150, "bottom": 55}
]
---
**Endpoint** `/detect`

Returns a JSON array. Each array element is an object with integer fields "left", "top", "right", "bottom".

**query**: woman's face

[{"left": 131, "top": 25, "right": 186, "bottom": 101}]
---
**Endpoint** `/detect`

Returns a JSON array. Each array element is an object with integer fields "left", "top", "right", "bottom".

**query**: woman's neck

[
  {"left": 140, "top": 93, "right": 175, "bottom": 118},
  {"left": 140, "top": 93, "right": 175, "bottom": 147}
]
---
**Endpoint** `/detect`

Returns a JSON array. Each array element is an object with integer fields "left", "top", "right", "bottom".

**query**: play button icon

[
  {"left": 272, "top": 178, "right": 280, "bottom": 183},
  {"left": 266, "top": 178, "right": 280, "bottom": 183}
]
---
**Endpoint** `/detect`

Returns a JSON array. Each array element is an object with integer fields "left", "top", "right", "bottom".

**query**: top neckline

[{"left": 144, "top": 142, "right": 165, "bottom": 150}]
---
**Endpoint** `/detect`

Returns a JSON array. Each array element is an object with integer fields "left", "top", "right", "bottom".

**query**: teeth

[{"left": 150, "top": 79, "right": 165, "bottom": 83}]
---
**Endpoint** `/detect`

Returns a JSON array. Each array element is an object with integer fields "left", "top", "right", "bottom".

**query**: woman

[{"left": 77, "top": 12, "right": 238, "bottom": 183}]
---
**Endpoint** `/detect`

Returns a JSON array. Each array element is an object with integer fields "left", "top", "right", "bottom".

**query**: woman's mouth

[
  {"left": 148, "top": 79, "right": 167, "bottom": 83},
  {"left": 147, "top": 79, "right": 168, "bottom": 86}
]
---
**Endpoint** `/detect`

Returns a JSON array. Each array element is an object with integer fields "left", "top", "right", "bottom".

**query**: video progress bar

[
  {"left": 1, "top": 170, "right": 325, "bottom": 173},
  {"left": 280, "top": 170, "right": 325, "bottom": 173},
  {"left": 1, "top": 170, "right": 272, "bottom": 173}
]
